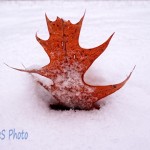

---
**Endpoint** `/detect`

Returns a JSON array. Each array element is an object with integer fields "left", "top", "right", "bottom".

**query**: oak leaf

[{"left": 8, "top": 14, "right": 134, "bottom": 110}]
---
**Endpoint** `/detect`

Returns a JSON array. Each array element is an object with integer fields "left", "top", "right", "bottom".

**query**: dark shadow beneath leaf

[
  {"left": 49, "top": 103, "right": 100, "bottom": 111},
  {"left": 49, "top": 104, "right": 83, "bottom": 111}
]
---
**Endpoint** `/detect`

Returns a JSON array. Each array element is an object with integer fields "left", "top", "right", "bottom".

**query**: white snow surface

[{"left": 0, "top": 1, "right": 150, "bottom": 150}]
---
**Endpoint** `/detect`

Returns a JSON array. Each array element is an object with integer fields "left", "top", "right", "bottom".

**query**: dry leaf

[{"left": 8, "top": 13, "right": 135, "bottom": 110}]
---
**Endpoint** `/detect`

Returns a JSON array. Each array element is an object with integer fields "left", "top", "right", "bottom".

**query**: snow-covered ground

[{"left": 0, "top": 1, "right": 150, "bottom": 150}]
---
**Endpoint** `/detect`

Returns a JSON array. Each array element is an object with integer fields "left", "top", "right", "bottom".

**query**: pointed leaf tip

[
  {"left": 45, "top": 13, "right": 52, "bottom": 22},
  {"left": 107, "top": 32, "right": 115, "bottom": 43},
  {"left": 4, "top": 63, "right": 33, "bottom": 73},
  {"left": 45, "top": 13, "right": 48, "bottom": 19},
  {"left": 83, "top": 33, "right": 115, "bottom": 65},
  {"left": 82, "top": 10, "right": 86, "bottom": 19},
  {"left": 127, "top": 65, "right": 136, "bottom": 80},
  {"left": 56, "top": 16, "right": 60, "bottom": 20},
  {"left": 35, "top": 32, "right": 40, "bottom": 41},
  {"left": 111, "top": 32, "right": 115, "bottom": 38},
  {"left": 76, "top": 12, "right": 85, "bottom": 25},
  {"left": 35, "top": 32, "right": 43, "bottom": 42}
]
